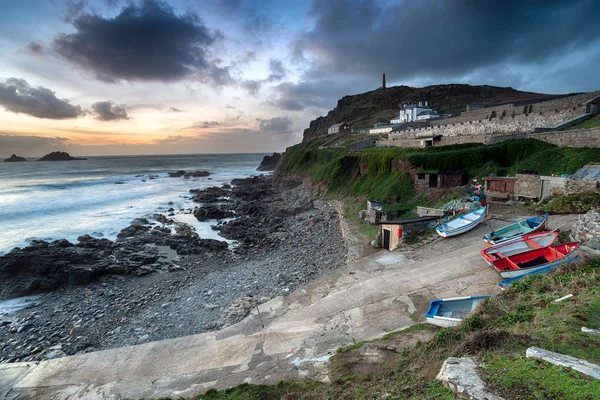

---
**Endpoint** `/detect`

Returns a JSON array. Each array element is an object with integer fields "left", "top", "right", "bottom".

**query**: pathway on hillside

[{"left": 0, "top": 214, "right": 577, "bottom": 400}]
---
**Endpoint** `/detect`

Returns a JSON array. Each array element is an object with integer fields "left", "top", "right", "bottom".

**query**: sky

[{"left": 0, "top": 0, "right": 599, "bottom": 156}]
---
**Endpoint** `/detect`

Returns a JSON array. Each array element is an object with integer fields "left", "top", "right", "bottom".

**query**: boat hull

[
  {"left": 481, "top": 231, "right": 559, "bottom": 266},
  {"left": 498, "top": 252, "right": 584, "bottom": 289},
  {"left": 425, "top": 296, "right": 491, "bottom": 327},
  {"left": 483, "top": 214, "right": 548, "bottom": 246},
  {"left": 499, "top": 249, "right": 581, "bottom": 278},
  {"left": 436, "top": 207, "right": 486, "bottom": 238}
]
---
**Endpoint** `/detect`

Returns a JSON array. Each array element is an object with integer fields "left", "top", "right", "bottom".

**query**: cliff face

[{"left": 302, "top": 84, "right": 558, "bottom": 140}]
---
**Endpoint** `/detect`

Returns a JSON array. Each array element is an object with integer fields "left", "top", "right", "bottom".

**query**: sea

[{"left": 0, "top": 153, "right": 267, "bottom": 255}]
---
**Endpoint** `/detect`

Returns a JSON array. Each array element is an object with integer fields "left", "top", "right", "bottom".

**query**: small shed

[
  {"left": 585, "top": 96, "right": 600, "bottom": 114},
  {"left": 484, "top": 177, "right": 516, "bottom": 200},
  {"left": 439, "top": 170, "right": 467, "bottom": 188},
  {"left": 327, "top": 122, "right": 351, "bottom": 135},
  {"left": 380, "top": 216, "right": 441, "bottom": 250}
]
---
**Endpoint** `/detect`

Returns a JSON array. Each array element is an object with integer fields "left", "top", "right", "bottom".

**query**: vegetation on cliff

[
  {"left": 197, "top": 258, "right": 600, "bottom": 399},
  {"left": 302, "top": 84, "right": 568, "bottom": 140},
  {"left": 281, "top": 138, "right": 600, "bottom": 204}
]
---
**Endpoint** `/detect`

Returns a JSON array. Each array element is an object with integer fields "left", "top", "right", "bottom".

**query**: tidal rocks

[
  {"left": 3, "top": 154, "right": 27, "bottom": 162},
  {"left": 167, "top": 170, "right": 186, "bottom": 178},
  {"left": 190, "top": 186, "right": 230, "bottom": 203},
  {"left": 193, "top": 205, "right": 235, "bottom": 221},
  {"left": 185, "top": 170, "right": 210, "bottom": 178},
  {"left": 168, "top": 170, "right": 211, "bottom": 178},
  {"left": 257, "top": 152, "right": 282, "bottom": 171},
  {"left": 37, "top": 151, "right": 86, "bottom": 161}
]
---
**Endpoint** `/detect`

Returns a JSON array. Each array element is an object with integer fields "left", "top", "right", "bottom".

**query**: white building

[
  {"left": 390, "top": 101, "right": 440, "bottom": 124},
  {"left": 369, "top": 124, "right": 397, "bottom": 134}
]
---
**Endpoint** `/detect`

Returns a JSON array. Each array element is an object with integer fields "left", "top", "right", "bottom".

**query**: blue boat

[
  {"left": 425, "top": 296, "right": 492, "bottom": 327},
  {"left": 483, "top": 214, "right": 548, "bottom": 245},
  {"left": 436, "top": 206, "right": 486, "bottom": 238}
]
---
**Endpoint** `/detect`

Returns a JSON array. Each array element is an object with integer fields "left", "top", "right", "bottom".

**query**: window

[{"left": 417, "top": 173, "right": 426, "bottom": 179}]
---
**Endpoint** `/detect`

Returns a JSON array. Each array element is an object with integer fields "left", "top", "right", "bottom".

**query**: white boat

[
  {"left": 425, "top": 296, "right": 491, "bottom": 327},
  {"left": 435, "top": 206, "right": 486, "bottom": 238},
  {"left": 480, "top": 230, "right": 559, "bottom": 266}
]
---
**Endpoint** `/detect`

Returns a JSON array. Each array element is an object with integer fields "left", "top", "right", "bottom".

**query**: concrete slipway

[{"left": 0, "top": 215, "right": 576, "bottom": 399}]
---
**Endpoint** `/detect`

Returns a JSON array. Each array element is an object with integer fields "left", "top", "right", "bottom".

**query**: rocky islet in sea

[{"left": 3, "top": 154, "right": 27, "bottom": 162}]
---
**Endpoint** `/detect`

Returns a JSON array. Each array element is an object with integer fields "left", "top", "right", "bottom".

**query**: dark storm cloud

[
  {"left": 267, "top": 58, "right": 286, "bottom": 82},
  {"left": 53, "top": 0, "right": 228, "bottom": 83},
  {"left": 91, "top": 101, "right": 130, "bottom": 121},
  {"left": 257, "top": 116, "right": 293, "bottom": 135},
  {"left": 0, "top": 78, "right": 84, "bottom": 119},
  {"left": 25, "top": 42, "right": 44, "bottom": 56},
  {"left": 295, "top": 0, "right": 600, "bottom": 81}
]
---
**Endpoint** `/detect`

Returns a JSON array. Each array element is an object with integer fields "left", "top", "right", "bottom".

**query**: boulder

[
  {"left": 167, "top": 170, "right": 186, "bottom": 178},
  {"left": 184, "top": 170, "right": 211, "bottom": 178}
]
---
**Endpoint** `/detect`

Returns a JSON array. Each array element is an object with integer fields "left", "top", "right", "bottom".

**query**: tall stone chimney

[{"left": 382, "top": 73, "right": 386, "bottom": 89}]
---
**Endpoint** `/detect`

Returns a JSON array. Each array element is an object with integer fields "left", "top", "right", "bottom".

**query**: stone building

[
  {"left": 484, "top": 177, "right": 516, "bottom": 200},
  {"left": 380, "top": 216, "right": 440, "bottom": 250},
  {"left": 327, "top": 122, "right": 351, "bottom": 135}
]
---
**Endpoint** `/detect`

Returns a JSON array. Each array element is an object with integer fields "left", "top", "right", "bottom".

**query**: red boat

[{"left": 491, "top": 242, "right": 581, "bottom": 278}]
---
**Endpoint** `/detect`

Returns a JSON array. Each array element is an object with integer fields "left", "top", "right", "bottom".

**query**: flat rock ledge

[
  {"left": 436, "top": 357, "right": 505, "bottom": 400},
  {"left": 526, "top": 346, "right": 600, "bottom": 380}
]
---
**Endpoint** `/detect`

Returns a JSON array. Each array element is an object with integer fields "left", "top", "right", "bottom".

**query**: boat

[
  {"left": 425, "top": 296, "right": 491, "bottom": 327},
  {"left": 482, "top": 214, "right": 548, "bottom": 245},
  {"left": 435, "top": 206, "right": 486, "bottom": 238},
  {"left": 480, "top": 230, "right": 560, "bottom": 266},
  {"left": 492, "top": 242, "right": 581, "bottom": 279}
]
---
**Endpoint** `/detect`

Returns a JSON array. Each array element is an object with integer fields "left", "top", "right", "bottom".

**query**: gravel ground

[{"left": 0, "top": 175, "right": 347, "bottom": 363}]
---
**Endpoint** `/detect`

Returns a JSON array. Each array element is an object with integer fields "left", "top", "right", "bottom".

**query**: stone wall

[
  {"left": 565, "top": 178, "right": 599, "bottom": 195},
  {"left": 514, "top": 174, "right": 541, "bottom": 199},
  {"left": 386, "top": 90, "right": 600, "bottom": 145},
  {"left": 570, "top": 210, "right": 600, "bottom": 255},
  {"left": 378, "top": 127, "right": 600, "bottom": 149}
]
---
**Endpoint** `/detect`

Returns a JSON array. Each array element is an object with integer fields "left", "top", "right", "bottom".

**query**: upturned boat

[
  {"left": 425, "top": 296, "right": 491, "bottom": 327},
  {"left": 492, "top": 242, "right": 581, "bottom": 279},
  {"left": 436, "top": 206, "right": 486, "bottom": 238},
  {"left": 480, "top": 230, "right": 559, "bottom": 266},
  {"left": 482, "top": 214, "right": 548, "bottom": 246}
]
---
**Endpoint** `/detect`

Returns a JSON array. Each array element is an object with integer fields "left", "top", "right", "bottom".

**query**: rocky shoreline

[{"left": 0, "top": 174, "right": 346, "bottom": 364}]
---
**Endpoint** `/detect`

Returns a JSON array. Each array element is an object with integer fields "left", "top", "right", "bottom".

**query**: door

[
  {"left": 383, "top": 229, "right": 391, "bottom": 250},
  {"left": 429, "top": 174, "right": 438, "bottom": 187},
  {"left": 541, "top": 179, "right": 550, "bottom": 198}
]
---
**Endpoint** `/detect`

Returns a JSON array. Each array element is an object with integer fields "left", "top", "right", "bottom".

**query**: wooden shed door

[{"left": 383, "top": 229, "right": 391, "bottom": 250}]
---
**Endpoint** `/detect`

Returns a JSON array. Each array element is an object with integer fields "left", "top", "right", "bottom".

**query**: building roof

[
  {"left": 484, "top": 176, "right": 517, "bottom": 181},
  {"left": 417, "top": 110, "right": 439, "bottom": 116},
  {"left": 381, "top": 216, "right": 441, "bottom": 225},
  {"left": 439, "top": 170, "right": 465, "bottom": 175},
  {"left": 328, "top": 122, "right": 348, "bottom": 129},
  {"left": 572, "top": 164, "right": 600, "bottom": 180},
  {"left": 370, "top": 124, "right": 397, "bottom": 130},
  {"left": 584, "top": 95, "right": 600, "bottom": 105}
]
